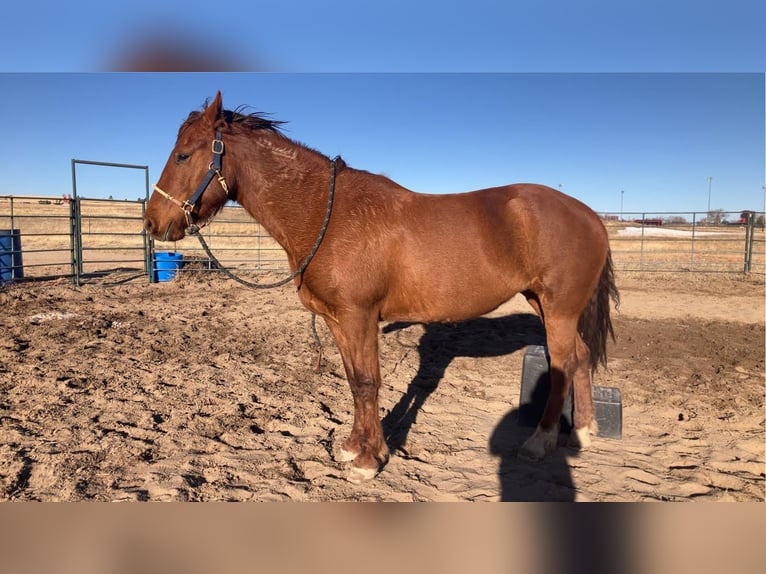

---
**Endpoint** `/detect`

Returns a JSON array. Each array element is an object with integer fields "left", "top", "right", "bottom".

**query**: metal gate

[{"left": 70, "top": 159, "right": 151, "bottom": 285}]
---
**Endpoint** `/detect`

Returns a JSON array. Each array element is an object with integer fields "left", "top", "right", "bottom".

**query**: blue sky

[
  {"left": 0, "top": 73, "right": 763, "bottom": 215},
  {"left": 1, "top": 1, "right": 764, "bottom": 72},
  {"left": 1, "top": 3, "right": 764, "bottom": 215}
]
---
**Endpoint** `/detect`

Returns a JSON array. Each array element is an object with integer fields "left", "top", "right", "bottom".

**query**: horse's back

[{"left": 403, "top": 182, "right": 607, "bottom": 264}]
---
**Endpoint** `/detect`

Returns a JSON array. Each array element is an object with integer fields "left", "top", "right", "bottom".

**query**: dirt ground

[{"left": 1, "top": 270, "right": 764, "bottom": 501}]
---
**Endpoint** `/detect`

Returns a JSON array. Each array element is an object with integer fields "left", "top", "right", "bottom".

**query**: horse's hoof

[
  {"left": 346, "top": 465, "right": 378, "bottom": 484},
  {"left": 518, "top": 424, "right": 559, "bottom": 461},
  {"left": 336, "top": 446, "right": 359, "bottom": 463},
  {"left": 567, "top": 426, "right": 592, "bottom": 449}
]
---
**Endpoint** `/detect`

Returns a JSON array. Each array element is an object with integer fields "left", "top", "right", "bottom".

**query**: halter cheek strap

[{"left": 153, "top": 130, "right": 229, "bottom": 229}]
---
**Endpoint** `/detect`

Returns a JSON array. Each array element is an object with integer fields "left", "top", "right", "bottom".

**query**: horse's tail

[{"left": 578, "top": 248, "right": 620, "bottom": 373}]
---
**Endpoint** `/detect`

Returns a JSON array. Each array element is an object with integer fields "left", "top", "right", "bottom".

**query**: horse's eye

[{"left": 175, "top": 153, "right": 190, "bottom": 164}]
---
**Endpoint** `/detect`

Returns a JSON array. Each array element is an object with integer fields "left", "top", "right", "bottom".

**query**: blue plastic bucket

[
  {"left": 0, "top": 229, "right": 23, "bottom": 283},
  {"left": 153, "top": 251, "right": 184, "bottom": 282}
]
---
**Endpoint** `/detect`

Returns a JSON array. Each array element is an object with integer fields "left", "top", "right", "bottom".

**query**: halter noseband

[{"left": 153, "top": 130, "right": 230, "bottom": 229}]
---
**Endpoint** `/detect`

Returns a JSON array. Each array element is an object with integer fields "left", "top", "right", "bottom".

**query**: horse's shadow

[{"left": 381, "top": 312, "right": 576, "bottom": 501}]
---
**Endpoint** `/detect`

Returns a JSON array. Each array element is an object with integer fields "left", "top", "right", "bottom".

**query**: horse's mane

[
  {"left": 179, "top": 100, "right": 340, "bottom": 167},
  {"left": 179, "top": 102, "right": 286, "bottom": 137},
  {"left": 223, "top": 106, "right": 287, "bottom": 133}
]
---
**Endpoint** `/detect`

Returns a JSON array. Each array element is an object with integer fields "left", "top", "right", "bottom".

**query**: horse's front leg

[{"left": 324, "top": 311, "right": 389, "bottom": 483}]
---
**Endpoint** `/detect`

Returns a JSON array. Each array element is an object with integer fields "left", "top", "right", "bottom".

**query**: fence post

[
  {"left": 690, "top": 212, "right": 697, "bottom": 271},
  {"left": 141, "top": 200, "right": 156, "bottom": 283},
  {"left": 744, "top": 211, "right": 755, "bottom": 273},
  {"left": 639, "top": 213, "right": 646, "bottom": 270},
  {"left": 257, "top": 222, "right": 262, "bottom": 270},
  {"left": 69, "top": 198, "right": 82, "bottom": 285}
]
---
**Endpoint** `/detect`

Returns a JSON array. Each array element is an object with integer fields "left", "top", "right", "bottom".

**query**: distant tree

[
  {"left": 664, "top": 215, "right": 687, "bottom": 224},
  {"left": 705, "top": 209, "right": 727, "bottom": 225}
]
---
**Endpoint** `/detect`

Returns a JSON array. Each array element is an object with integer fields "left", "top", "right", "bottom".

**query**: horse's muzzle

[{"left": 144, "top": 217, "right": 182, "bottom": 242}]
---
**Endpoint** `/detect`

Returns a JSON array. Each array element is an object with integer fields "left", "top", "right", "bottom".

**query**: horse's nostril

[{"left": 144, "top": 218, "right": 154, "bottom": 234}]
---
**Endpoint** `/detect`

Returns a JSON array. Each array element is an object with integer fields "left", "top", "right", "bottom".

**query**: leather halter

[{"left": 153, "top": 130, "right": 229, "bottom": 229}]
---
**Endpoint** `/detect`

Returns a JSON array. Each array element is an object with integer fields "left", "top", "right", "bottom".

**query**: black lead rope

[{"left": 186, "top": 155, "right": 340, "bottom": 369}]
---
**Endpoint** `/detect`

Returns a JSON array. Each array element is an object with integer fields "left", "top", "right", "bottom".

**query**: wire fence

[
  {"left": 0, "top": 195, "right": 74, "bottom": 281},
  {"left": 1, "top": 196, "right": 764, "bottom": 286},
  {"left": 0, "top": 196, "right": 291, "bottom": 285},
  {"left": 601, "top": 211, "right": 765, "bottom": 274}
]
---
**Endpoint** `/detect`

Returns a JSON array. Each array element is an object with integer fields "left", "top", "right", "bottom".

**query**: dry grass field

[{"left": 606, "top": 221, "right": 764, "bottom": 273}]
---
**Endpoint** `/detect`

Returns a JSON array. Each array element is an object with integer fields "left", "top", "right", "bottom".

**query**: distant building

[{"left": 633, "top": 218, "right": 663, "bottom": 226}]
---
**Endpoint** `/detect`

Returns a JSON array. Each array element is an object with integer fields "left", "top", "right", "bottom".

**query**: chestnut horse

[{"left": 144, "top": 92, "right": 619, "bottom": 483}]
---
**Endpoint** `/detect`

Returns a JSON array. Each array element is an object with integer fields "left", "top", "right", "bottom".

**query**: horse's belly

[
  {"left": 379, "top": 217, "right": 527, "bottom": 323},
  {"left": 381, "top": 275, "right": 519, "bottom": 324}
]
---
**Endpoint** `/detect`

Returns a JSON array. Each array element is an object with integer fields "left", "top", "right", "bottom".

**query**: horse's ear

[{"left": 203, "top": 91, "right": 223, "bottom": 125}]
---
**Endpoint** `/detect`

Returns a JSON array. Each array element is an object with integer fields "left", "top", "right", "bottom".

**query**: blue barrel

[
  {"left": 153, "top": 251, "right": 184, "bottom": 282},
  {"left": 0, "top": 229, "right": 23, "bottom": 283}
]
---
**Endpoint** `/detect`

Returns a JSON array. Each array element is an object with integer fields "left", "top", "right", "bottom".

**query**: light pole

[{"left": 620, "top": 190, "right": 624, "bottom": 221}]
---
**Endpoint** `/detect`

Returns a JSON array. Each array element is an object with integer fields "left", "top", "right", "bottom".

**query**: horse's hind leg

[
  {"left": 323, "top": 312, "right": 389, "bottom": 483},
  {"left": 519, "top": 314, "right": 579, "bottom": 461},
  {"left": 568, "top": 334, "right": 597, "bottom": 449}
]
